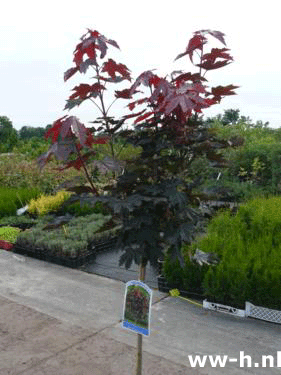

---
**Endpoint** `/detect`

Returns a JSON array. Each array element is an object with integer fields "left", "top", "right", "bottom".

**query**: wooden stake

[
  {"left": 136, "top": 333, "right": 142, "bottom": 375},
  {"left": 136, "top": 259, "right": 146, "bottom": 375}
]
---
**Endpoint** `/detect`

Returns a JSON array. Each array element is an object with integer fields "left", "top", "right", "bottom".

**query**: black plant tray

[
  {"left": 0, "top": 222, "right": 36, "bottom": 230},
  {"left": 90, "top": 236, "right": 118, "bottom": 253},
  {"left": 12, "top": 244, "right": 93, "bottom": 268},
  {"left": 157, "top": 275, "right": 204, "bottom": 301},
  {"left": 13, "top": 234, "right": 119, "bottom": 269}
]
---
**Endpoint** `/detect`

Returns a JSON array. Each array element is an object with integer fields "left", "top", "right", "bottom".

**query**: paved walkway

[
  {"left": 81, "top": 248, "right": 158, "bottom": 288},
  {"left": 1, "top": 250, "right": 281, "bottom": 374}
]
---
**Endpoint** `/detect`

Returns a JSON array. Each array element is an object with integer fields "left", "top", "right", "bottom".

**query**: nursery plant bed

[
  {"left": 13, "top": 247, "right": 92, "bottom": 268},
  {"left": 13, "top": 242, "right": 99, "bottom": 269},
  {"left": 13, "top": 222, "right": 121, "bottom": 269},
  {"left": 0, "top": 216, "right": 38, "bottom": 230}
]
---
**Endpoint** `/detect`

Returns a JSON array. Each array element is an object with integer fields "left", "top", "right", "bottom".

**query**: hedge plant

[
  {"left": 194, "top": 196, "right": 281, "bottom": 309},
  {"left": 164, "top": 196, "right": 281, "bottom": 309},
  {"left": 163, "top": 251, "right": 209, "bottom": 295}
]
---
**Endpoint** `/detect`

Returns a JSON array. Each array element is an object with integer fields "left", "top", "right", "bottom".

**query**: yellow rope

[
  {"left": 178, "top": 295, "right": 203, "bottom": 307},
  {"left": 169, "top": 289, "right": 203, "bottom": 307}
]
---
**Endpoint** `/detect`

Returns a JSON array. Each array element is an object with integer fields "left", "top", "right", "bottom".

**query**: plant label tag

[{"left": 122, "top": 280, "right": 152, "bottom": 336}]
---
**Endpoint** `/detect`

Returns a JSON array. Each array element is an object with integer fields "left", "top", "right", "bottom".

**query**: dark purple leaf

[
  {"left": 208, "top": 85, "right": 239, "bottom": 101},
  {"left": 37, "top": 141, "right": 77, "bottom": 170},
  {"left": 99, "top": 76, "right": 126, "bottom": 83},
  {"left": 45, "top": 116, "right": 68, "bottom": 142},
  {"left": 134, "top": 111, "right": 154, "bottom": 124},
  {"left": 57, "top": 151, "right": 96, "bottom": 171},
  {"left": 93, "top": 156, "right": 125, "bottom": 174},
  {"left": 79, "top": 58, "right": 98, "bottom": 73},
  {"left": 122, "top": 110, "right": 146, "bottom": 120},
  {"left": 172, "top": 72, "right": 207, "bottom": 85},
  {"left": 64, "top": 67, "right": 79, "bottom": 82},
  {"left": 129, "top": 70, "right": 157, "bottom": 95},
  {"left": 115, "top": 88, "right": 134, "bottom": 99},
  {"left": 69, "top": 83, "right": 105, "bottom": 100},
  {"left": 128, "top": 98, "right": 148, "bottom": 111},
  {"left": 206, "top": 30, "right": 226, "bottom": 46},
  {"left": 175, "top": 34, "right": 207, "bottom": 62},
  {"left": 102, "top": 59, "right": 131, "bottom": 81},
  {"left": 97, "top": 36, "right": 108, "bottom": 59},
  {"left": 106, "top": 38, "right": 120, "bottom": 49},
  {"left": 64, "top": 98, "right": 84, "bottom": 110},
  {"left": 61, "top": 116, "right": 87, "bottom": 145},
  {"left": 197, "top": 60, "right": 231, "bottom": 70},
  {"left": 202, "top": 48, "right": 233, "bottom": 63},
  {"left": 150, "top": 78, "right": 173, "bottom": 103}
]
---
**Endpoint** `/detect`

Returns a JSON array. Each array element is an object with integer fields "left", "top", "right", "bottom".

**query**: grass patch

[{"left": 0, "top": 187, "right": 40, "bottom": 217}]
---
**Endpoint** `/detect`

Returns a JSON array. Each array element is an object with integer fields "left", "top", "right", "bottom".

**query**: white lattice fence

[
  {"left": 203, "top": 300, "right": 245, "bottom": 317},
  {"left": 245, "top": 302, "right": 281, "bottom": 324},
  {"left": 203, "top": 300, "right": 281, "bottom": 324}
]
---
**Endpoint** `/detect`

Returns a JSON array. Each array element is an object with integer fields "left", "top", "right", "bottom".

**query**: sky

[{"left": 1, "top": 0, "right": 280, "bottom": 130}]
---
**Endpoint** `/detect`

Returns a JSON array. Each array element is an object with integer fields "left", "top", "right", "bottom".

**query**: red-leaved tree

[
  {"left": 38, "top": 29, "right": 132, "bottom": 194},
  {"left": 117, "top": 29, "right": 238, "bottom": 132},
  {"left": 39, "top": 28, "right": 238, "bottom": 195},
  {"left": 38, "top": 30, "right": 239, "bottom": 375}
]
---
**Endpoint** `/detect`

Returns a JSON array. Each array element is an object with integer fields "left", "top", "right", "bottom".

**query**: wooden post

[
  {"left": 136, "top": 333, "right": 142, "bottom": 375},
  {"left": 136, "top": 259, "right": 146, "bottom": 375}
]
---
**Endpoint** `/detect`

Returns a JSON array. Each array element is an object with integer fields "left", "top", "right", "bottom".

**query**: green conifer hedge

[{"left": 164, "top": 196, "right": 281, "bottom": 309}]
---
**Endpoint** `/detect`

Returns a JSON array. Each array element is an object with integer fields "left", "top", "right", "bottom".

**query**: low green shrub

[
  {"left": 28, "top": 191, "right": 72, "bottom": 216},
  {"left": 200, "top": 178, "right": 268, "bottom": 203},
  {"left": 63, "top": 200, "right": 108, "bottom": 216},
  {"left": 0, "top": 187, "right": 40, "bottom": 217},
  {"left": 0, "top": 215, "right": 38, "bottom": 228},
  {"left": 0, "top": 226, "right": 21, "bottom": 243}
]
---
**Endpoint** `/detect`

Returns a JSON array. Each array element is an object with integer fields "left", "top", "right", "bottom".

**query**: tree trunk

[{"left": 136, "top": 258, "right": 146, "bottom": 375}]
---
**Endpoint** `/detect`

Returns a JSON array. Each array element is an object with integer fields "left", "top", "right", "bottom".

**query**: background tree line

[
  {"left": 1, "top": 110, "right": 280, "bottom": 197},
  {"left": 0, "top": 116, "right": 51, "bottom": 156}
]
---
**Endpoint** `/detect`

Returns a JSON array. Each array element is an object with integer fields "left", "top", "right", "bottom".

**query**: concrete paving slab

[
  {"left": 1, "top": 250, "right": 281, "bottom": 374},
  {"left": 0, "top": 296, "right": 91, "bottom": 374},
  {"left": 0, "top": 251, "right": 165, "bottom": 331},
  {"left": 20, "top": 332, "right": 191, "bottom": 375},
  {"left": 105, "top": 297, "right": 281, "bottom": 374},
  {"left": 0, "top": 295, "right": 190, "bottom": 375},
  {"left": 82, "top": 249, "right": 158, "bottom": 288}
]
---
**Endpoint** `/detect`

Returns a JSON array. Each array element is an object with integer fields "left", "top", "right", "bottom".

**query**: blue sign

[{"left": 122, "top": 280, "right": 152, "bottom": 336}]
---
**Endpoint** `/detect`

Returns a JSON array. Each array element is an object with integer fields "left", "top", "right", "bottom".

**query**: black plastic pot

[{"left": 157, "top": 275, "right": 170, "bottom": 293}]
